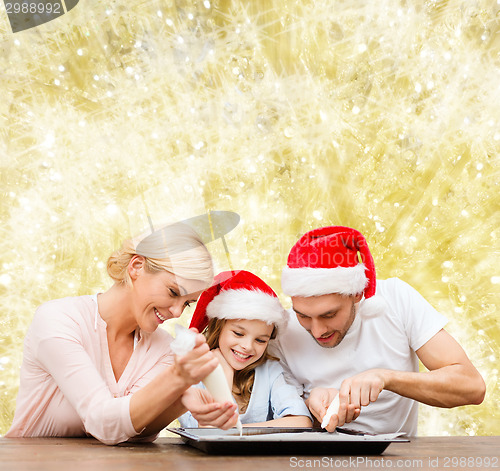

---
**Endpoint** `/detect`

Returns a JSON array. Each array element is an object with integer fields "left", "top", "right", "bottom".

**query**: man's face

[{"left": 291, "top": 293, "right": 362, "bottom": 348}]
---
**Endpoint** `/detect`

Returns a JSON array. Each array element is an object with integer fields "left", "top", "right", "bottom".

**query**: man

[{"left": 270, "top": 225, "right": 485, "bottom": 436}]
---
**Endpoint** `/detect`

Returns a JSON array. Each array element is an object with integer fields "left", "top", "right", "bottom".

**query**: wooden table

[{"left": 1, "top": 436, "right": 498, "bottom": 471}]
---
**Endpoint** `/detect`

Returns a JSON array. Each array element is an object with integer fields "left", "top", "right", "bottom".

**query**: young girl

[{"left": 179, "top": 270, "right": 312, "bottom": 428}]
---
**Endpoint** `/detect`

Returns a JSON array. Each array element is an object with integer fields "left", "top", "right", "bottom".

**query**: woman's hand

[
  {"left": 212, "top": 348, "right": 234, "bottom": 388},
  {"left": 182, "top": 387, "right": 239, "bottom": 429},
  {"left": 172, "top": 331, "right": 218, "bottom": 387}
]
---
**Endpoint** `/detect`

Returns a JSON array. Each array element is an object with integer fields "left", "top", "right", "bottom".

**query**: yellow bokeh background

[{"left": 0, "top": 0, "right": 498, "bottom": 437}]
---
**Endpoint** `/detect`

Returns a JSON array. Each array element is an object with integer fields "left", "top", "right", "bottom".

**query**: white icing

[{"left": 321, "top": 392, "right": 340, "bottom": 429}]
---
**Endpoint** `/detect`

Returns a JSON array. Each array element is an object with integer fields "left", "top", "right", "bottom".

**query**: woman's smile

[{"left": 154, "top": 307, "right": 168, "bottom": 323}]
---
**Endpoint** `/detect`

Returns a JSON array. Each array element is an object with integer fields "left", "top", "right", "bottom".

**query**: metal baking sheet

[{"left": 167, "top": 427, "right": 409, "bottom": 455}]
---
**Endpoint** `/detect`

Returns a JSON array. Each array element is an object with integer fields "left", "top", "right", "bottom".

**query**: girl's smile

[{"left": 231, "top": 349, "right": 253, "bottom": 361}]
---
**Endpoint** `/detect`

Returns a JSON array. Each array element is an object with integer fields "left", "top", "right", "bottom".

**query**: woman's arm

[
  {"left": 129, "top": 337, "right": 219, "bottom": 434},
  {"left": 36, "top": 330, "right": 220, "bottom": 444}
]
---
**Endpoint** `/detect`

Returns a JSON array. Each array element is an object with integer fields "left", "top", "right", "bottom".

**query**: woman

[{"left": 6, "top": 222, "right": 238, "bottom": 444}]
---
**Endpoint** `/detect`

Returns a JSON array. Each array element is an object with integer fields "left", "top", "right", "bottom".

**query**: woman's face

[
  {"left": 218, "top": 319, "right": 274, "bottom": 371},
  {"left": 130, "top": 257, "right": 207, "bottom": 333}
]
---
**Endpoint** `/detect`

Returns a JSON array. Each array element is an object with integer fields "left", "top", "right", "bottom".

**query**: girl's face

[{"left": 218, "top": 319, "right": 274, "bottom": 371}]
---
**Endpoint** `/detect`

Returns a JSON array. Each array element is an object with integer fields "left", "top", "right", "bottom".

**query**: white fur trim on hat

[
  {"left": 206, "top": 289, "right": 288, "bottom": 330},
  {"left": 358, "top": 295, "right": 388, "bottom": 318},
  {"left": 281, "top": 264, "right": 368, "bottom": 297}
]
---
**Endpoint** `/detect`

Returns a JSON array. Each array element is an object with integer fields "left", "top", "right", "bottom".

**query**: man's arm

[
  {"left": 341, "top": 329, "right": 485, "bottom": 412},
  {"left": 384, "top": 328, "right": 486, "bottom": 407},
  {"left": 311, "top": 329, "right": 485, "bottom": 431}
]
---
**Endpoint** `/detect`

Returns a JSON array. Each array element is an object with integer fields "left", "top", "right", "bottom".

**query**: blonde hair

[
  {"left": 204, "top": 318, "right": 278, "bottom": 413},
  {"left": 107, "top": 222, "right": 214, "bottom": 287}
]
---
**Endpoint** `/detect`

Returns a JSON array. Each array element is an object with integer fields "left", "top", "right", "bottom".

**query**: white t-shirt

[{"left": 270, "top": 278, "right": 448, "bottom": 436}]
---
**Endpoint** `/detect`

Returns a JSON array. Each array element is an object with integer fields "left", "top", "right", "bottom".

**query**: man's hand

[
  {"left": 307, "top": 386, "right": 362, "bottom": 432},
  {"left": 181, "top": 387, "right": 239, "bottom": 429},
  {"left": 173, "top": 331, "right": 219, "bottom": 387},
  {"left": 307, "top": 387, "right": 337, "bottom": 430},
  {"left": 339, "top": 369, "right": 386, "bottom": 412}
]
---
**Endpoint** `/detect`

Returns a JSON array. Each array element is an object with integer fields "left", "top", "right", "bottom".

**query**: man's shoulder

[
  {"left": 375, "top": 278, "right": 420, "bottom": 301},
  {"left": 376, "top": 277, "right": 408, "bottom": 291},
  {"left": 279, "top": 309, "right": 309, "bottom": 338}
]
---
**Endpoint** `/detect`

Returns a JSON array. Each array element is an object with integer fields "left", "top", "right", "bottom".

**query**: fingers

[
  {"left": 336, "top": 399, "right": 347, "bottom": 427},
  {"left": 196, "top": 403, "right": 238, "bottom": 429},
  {"left": 193, "top": 332, "right": 206, "bottom": 347},
  {"left": 344, "top": 404, "right": 358, "bottom": 424},
  {"left": 211, "top": 348, "right": 227, "bottom": 366},
  {"left": 183, "top": 389, "right": 239, "bottom": 430},
  {"left": 325, "top": 413, "right": 339, "bottom": 433},
  {"left": 219, "top": 410, "right": 239, "bottom": 430},
  {"left": 342, "top": 373, "right": 384, "bottom": 405},
  {"left": 307, "top": 388, "right": 330, "bottom": 425},
  {"left": 337, "top": 381, "right": 351, "bottom": 426},
  {"left": 335, "top": 370, "right": 387, "bottom": 427},
  {"left": 189, "top": 402, "right": 221, "bottom": 416},
  {"left": 310, "top": 406, "right": 324, "bottom": 426},
  {"left": 174, "top": 342, "right": 219, "bottom": 385},
  {"left": 370, "top": 385, "right": 382, "bottom": 402},
  {"left": 176, "top": 350, "right": 216, "bottom": 373},
  {"left": 309, "top": 400, "right": 327, "bottom": 425}
]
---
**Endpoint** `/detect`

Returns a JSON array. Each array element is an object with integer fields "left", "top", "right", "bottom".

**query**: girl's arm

[
  {"left": 244, "top": 415, "right": 312, "bottom": 427},
  {"left": 244, "top": 361, "right": 314, "bottom": 429}
]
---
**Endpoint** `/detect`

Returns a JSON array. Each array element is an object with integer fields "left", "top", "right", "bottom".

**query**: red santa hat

[
  {"left": 281, "top": 226, "right": 376, "bottom": 298},
  {"left": 190, "top": 270, "right": 288, "bottom": 333}
]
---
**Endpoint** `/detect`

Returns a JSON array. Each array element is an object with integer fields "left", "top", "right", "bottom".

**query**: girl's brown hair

[{"left": 204, "top": 318, "right": 278, "bottom": 413}]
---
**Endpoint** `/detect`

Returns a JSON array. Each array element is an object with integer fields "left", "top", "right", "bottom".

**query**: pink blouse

[{"left": 6, "top": 295, "right": 174, "bottom": 445}]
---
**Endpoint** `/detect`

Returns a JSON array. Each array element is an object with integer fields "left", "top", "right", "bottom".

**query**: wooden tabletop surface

[{"left": 1, "top": 436, "right": 499, "bottom": 471}]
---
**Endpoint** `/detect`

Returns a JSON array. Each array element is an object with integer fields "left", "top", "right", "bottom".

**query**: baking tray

[{"left": 166, "top": 427, "right": 409, "bottom": 455}]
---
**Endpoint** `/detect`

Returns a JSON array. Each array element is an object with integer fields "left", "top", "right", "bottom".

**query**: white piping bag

[
  {"left": 321, "top": 392, "right": 340, "bottom": 430},
  {"left": 171, "top": 324, "right": 243, "bottom": 436}
]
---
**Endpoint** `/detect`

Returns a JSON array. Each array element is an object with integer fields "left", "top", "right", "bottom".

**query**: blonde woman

[{"left": 7, "top": 223, "right": 238, "bottom": 444}]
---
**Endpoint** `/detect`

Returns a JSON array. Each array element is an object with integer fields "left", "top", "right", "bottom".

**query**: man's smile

[{"left": 315, "top": 332, "right": 337, "bottom": 344}]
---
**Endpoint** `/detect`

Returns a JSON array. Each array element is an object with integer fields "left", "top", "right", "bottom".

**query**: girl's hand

[
  {"left": 212, "top": 348, "right": 234, "bottom": 388},
  {"left": 173, "top": 332, "right": 218, "bottom": 387}
]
